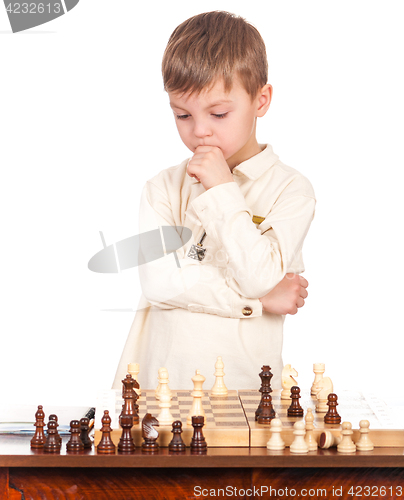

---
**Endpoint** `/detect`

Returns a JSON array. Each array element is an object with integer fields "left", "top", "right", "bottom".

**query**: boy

[{"left": 113, "top": 11, "right": 315, "bottom": 391}]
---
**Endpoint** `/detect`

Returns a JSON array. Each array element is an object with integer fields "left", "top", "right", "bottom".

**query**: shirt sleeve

[
  {"left": 137, "top": 181, "right": 263, "bottom": 319},
  {"left": 191, "top": 178, "right": 316, "bottom": 299}
]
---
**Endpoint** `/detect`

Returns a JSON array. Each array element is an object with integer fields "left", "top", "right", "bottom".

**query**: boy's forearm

[
  {"left": 191, "top": 182, "right": 315, "bottom": 298},
  {"left": 139, "top": 254, "right": 262, "bottom": 319}
]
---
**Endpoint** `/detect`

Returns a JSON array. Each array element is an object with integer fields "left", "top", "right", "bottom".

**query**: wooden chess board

[
  {"left": 94, "top": 390, "right": 250, "bottom": 447},
  {"left": 239, "top": 389, "right": 404, "bottom": 447},
  {"left": 94, "top": 389, "right": 403, "bottom": 448}
]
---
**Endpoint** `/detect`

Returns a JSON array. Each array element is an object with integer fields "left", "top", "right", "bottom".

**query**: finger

[
  {"left": 188, "top": 154, "right": 205, "bottom": 164},
  {"left": 194, "top": 145, "right": 214, "bottom": 153},
  {"left": 300, "top": 287, "right": 308, "bottom": 299},
  {"left": 289, "top": 305, "right": 298, "bottom": 315},
  {"left": 296, "top": 297, "right": 305, "bottom": 308},
  {"left": 187, "top": 163, "right": 202, "bottom": 179},
  {"left": 299, "top": 275, "right": 309, "bottom": 288}
]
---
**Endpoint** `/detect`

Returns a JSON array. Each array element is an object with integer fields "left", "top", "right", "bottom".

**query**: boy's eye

[
  {"left": 175, "top": 114, "right": 190, "bottom": 120},
  {"left": 213, "top": 113, "right": 227, "bottom": 119}
]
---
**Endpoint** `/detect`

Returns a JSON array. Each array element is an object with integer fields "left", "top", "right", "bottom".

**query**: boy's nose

[{"left": 193, "top": 121, "right": 213, "bottom": 138}]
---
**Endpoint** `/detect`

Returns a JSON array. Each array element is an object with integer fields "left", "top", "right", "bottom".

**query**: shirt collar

[{"left": 231, "top": 144, "right": 279, "bottom": 180}]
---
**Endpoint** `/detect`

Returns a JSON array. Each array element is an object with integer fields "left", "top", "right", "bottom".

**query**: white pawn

[
  {"left": 356, "top": 420, "right": 374, "bottom": 451},
  {"left": 127, "top": 362, "right": 141, "bottom": 396},
  {"left": 266, "top": 418, "right": 285, "bottom": 450},
  {"left": 305, "top": 408, "right": 318, "bottom": 451},
  {"left": 290, "top": 421, "right": 309, "bottom": 454},
  {"left": 319, "top": 431, "right": 342, "bottom": 449},
  {"left": 155, "top": 367, "right": 172, "bottom": 400},
  {"left": 311, "top": 363, "right": 325, "bottom": 396},
  {"left": 337, "top": 422, "right": 356, "bottom": 453},
  {"left": 187, "top": 370, "right": 206, "bottom": 425},
  {"left": 211, "top": 356, "right": 228, "bottom": 396}
]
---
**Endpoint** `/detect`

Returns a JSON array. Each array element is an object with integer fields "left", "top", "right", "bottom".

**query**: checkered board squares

[
  {"left": 94, "top": 390, "right": 250, "bottom": 448},
  {"left": 239, "top": 389, "right": 403, "bottom": 448}
]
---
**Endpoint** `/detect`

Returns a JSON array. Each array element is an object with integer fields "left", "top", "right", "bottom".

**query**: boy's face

[{"left": 168, "top": 77, "right": 271, "bottom": 169}]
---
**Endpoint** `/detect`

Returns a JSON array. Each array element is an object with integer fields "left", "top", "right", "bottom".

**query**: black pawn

[
  {"left": 324, "top": 393, "right": 342, "bottom": 424},
  {"left": 44, "top": 420, "right": 61, "bottom": 453},
  {"left": 168, "top": 420, "right": 186, "bottom": 452},
  {"left": 257, "top": 392, "right": 276, "bottom": 423},
  {"left": 48, "top": 414, "right": 62, "bottom": 446},
  {"left": 66, "top": 420, "right": 84, "bottom": 452},
  {"left": 287, "top": 386, "right": 304, "bottom": 417},
  {"left": 190, "top": 415, "right": 207, "bottom": 454},
  {"left": 79, "top": 417, "right": 92, "bottom": 449},
  {"left": 118, "top": 414, "right": 136, "bottom": 454}
]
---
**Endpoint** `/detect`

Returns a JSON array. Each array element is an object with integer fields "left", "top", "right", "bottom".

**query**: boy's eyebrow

[{"left": 169, "top": 98, "right": 234, "bottom": 111}]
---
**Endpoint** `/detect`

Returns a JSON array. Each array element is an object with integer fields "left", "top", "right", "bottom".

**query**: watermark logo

[
  {"left": 88, "top": 227, "right": 193, "bottom": 273},
  {"left": 4, "top": 0, "right": 79, "bottom": 33}
]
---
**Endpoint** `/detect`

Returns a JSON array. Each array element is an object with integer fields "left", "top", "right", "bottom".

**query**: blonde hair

[{"left": 162, "top": 11, "right": 268, "bottom": 100}]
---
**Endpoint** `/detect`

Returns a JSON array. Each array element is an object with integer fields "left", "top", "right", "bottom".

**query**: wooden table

[{"left": 1, "top": 436, "right": 404, "bottom": 499}]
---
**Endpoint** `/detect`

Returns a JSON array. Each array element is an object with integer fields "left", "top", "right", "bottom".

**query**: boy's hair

[{"left": 162, "top": 11, "right": 268, "bottom": 100}]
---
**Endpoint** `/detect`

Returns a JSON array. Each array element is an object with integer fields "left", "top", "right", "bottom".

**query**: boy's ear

[{"left": 256, "top": 84, "right": 273, "bottom": 117}]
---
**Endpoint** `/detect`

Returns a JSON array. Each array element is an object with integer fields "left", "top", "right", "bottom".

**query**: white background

[{"left": 1, "top": 1, "right": 403, "bottom": 409}]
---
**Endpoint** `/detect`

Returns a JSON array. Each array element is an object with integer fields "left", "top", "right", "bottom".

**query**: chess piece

[
  {"left": 287, "top": 386, "right": 304, "bottom": 417},
  {"left": 97, "top": 410, "right": 116, "bottom": 454},
  {"left": 290, "top": 421, "right": 309, "bottom": 454},
  {"left": 255, "top": 365, "right": 274, "bottom": 421},
  {"left": 211, "top": 356, "right": 228, "bottom": 396},
  {"left": 31, "top": 405, "right": 46, "bottom": 449},
  {"left": 142, "top": 413, "right": 159, "bottom": 452},
  {"left": 79, "top": 417, "right": 92, "bottom": 450},
  {"left": 168, "top": 420, "right": 186, "bottom": 452},
  {"left": 48, "top": 414, "right": 62, "bottom": 446},
  {"left": 66, "top": 420, "right": 84, "bottom": 452},
  {"left": 190, "top": 415, "right": 207, "bottom": 453},
  {"left": 281, "top": 364, "right": 298, "bottom": 400},
  {"left": 187, "top": 370, "right": 206, "bottom": 425},
  {"left": 311, "top": 362, "right": 325, "bottom": 396},
  {"left": 44, "top": 420, "right": 61, "bottom": 453},
  {"left": 257, "top": 392, "right": 276, "bottom": 423},
  {"left": 128, "top": 362, "right": 141, "bottom": 396},
  {"left": 319, "top": 431, "right": 342, "bottom": 449},
  {"left": 155, "top": 367, "right": 172, "bottom": 400},
  {"left": 356, "top": 420, "right": 374, "bottom": 451},
  {"left": 324, "top": 393, "right": 341, "bottom": 424},
  {"left": 157, "top": 369, "right": 174, "bottom": 426},
  {"left": 305, "top": 408, "right": 318, "bottom": 451},
  {"left": 118, "top": 414, "right": 136, "bottom": 453},
  {"left": 121, "top": 374, "right": 139, "bottom": 424},
  {"left": 266, "top": 418, "right": 285, "bottom": 450},
  {"left": 315, "top": 377, "right": 333, "bottom": 413},
  {"left": 337, "top": 421, "right": 356, "bottom": 453}
]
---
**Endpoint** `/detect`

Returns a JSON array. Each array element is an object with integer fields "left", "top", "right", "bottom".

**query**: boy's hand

[
  {"left": 259, "top": 274, "right": 308, "bottom": 315},
  {"left": 187, "top": 146, "right": 234, "bottom": 190}
]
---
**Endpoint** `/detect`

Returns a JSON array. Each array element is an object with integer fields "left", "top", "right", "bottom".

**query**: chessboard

[
  {"left": 239, "top": 389, "right": 404, "bottom": 447},
  {"left": 94, "top": 390, "right": 250, "bottom": 447},
  {"left": 94, "top": 389, "right": 403, "bottom": 448}
]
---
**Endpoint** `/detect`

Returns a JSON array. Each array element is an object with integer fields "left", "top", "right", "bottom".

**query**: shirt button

[{"left": 242, "top": 306, "right": 253, "bottom": 316}]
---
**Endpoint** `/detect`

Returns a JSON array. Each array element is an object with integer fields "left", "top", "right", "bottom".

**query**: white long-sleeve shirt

[{"left": 113, "top": 144, "right": 316, "bottom": 391}]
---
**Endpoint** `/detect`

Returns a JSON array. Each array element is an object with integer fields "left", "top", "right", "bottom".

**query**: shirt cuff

[
  {"left": 187, "top": 296, "right": 262, "bottom": 319},
  {"left": 191, "top": 181, "right": 252, "bottom": 226}
]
